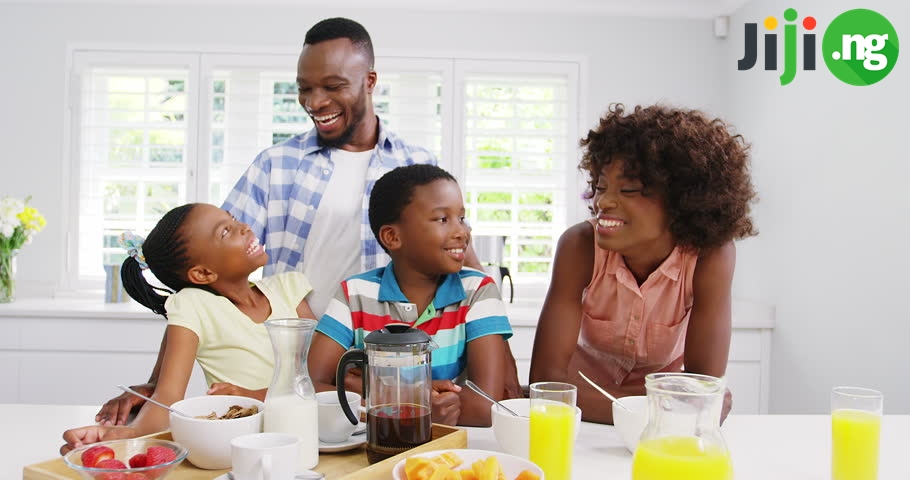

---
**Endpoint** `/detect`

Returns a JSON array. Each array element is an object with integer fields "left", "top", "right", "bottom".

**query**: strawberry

[
  {"left": 145, "top": 445, "right": 177, "bottom": 466},
  {"left": 125, "top": 474, "right": 149, "bottom": 480},
  {"left": 97, "top": 473, "right": 127, "bottom": 480},
  {"left": 95, "top": 458, "right": 128, "bottom": 470},
  {"left": 128, "top": 453, "right": 148, "bottom": 468},
  {"left": 80, "top": 445, "right": 115, "bottom": 467}
]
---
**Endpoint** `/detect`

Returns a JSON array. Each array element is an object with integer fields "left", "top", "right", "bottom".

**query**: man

[{"left": 96, "top": 18, "right": 521, "bottom": 426}]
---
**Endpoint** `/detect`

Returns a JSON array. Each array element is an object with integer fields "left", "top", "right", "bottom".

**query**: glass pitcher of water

[{"left": 632, "top": 373, "right": 733, "bottom": 480}]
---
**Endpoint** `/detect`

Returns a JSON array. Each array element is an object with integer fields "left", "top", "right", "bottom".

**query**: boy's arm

[
  {"left": 308, "top": 285, "right": 359, "bottom": 394},
  {"left": 454, "top": 273, "right": 513, "bottom": 426},
  {"left": 464, "top": 231, "right": 522, "bottom": 399},
  {"left": 308, "top": 332, "right": 353, "bottom": 393},
  {"left": 457, "top": 334, "right": 508, "bottom": 427}
]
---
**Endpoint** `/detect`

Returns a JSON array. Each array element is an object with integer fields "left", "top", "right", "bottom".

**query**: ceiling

[{"left": 0, "top": 0, "right": 752, "bottom": 19}]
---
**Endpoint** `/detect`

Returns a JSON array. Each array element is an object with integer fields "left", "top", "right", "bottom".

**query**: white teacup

[
  {"left": 490, "top": 398, "right": 582, "bottom": 459},
  {"left": 611, "top": 395, "right": 649, "bottom": 453},
  {"left": 231, "top": 432, "right": 299, "bottom": 480},
  {"left": 316, "top": 391, "right": 362, "bottom": 443}
]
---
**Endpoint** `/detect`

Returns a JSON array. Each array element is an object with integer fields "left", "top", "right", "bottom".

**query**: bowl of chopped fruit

[
  {"left": 63, "top": 438, "right": 188, "bottom": 480},
  {"left": 393, "top": 449, "right": 543, "bottom": 480}
]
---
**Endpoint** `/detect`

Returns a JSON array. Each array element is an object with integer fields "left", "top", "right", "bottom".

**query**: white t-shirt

[{"left": 302, "top": 148, "right": 374, "bottom": 318}]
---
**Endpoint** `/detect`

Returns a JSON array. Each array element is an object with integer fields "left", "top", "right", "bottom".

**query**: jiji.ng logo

[{"left": 737, "top": 8, "right": 899, "bottom": 86}]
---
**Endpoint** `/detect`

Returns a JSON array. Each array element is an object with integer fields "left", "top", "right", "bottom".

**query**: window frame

[{"left": 63, "top": 46, "right": 585, "bottom": 302}]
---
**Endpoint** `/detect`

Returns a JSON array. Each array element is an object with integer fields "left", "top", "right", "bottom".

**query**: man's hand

[
  {"left": 94, "top": 383, "right": 155, "bottom": 426},
  {"left": 431, "top": 380, "right": 462, "bottom": 426},
  {"left": 60, "top": 425, "right": 139, "bottom": 455}
]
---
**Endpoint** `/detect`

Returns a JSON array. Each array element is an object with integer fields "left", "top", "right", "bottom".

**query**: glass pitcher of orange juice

[{"left": 632, "top": 373, "right": 733, "bottom": 480}]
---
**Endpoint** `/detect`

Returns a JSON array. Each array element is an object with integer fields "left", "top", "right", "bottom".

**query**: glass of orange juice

[
  {"left": 831, "top": 386, "right": 883, "bottom": 480},
  {"left": 529, "top": 382, "right": 576, "bottom": 480}
]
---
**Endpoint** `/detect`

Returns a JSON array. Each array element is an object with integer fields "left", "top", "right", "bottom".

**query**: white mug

[
  {"left": 316, "top": 390, "right": 363, "bottom": 443},
  {"left": 231, "top": 432, "right": 299, "bottom": 480}
]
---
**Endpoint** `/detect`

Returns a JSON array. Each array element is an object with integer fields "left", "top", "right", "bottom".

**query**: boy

[{"left": 307, "top": 164, "right": 515, "bottom": 427}]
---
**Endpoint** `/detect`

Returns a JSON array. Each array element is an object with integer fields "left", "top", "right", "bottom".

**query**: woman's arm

[
  {"left": 685, "top": 242, "right": 736, "bottom": 422},
  {"left": 684, "top": 242, "right": 735, "bottom": 377},
  {"left": 529, "top": 222, "right": 594, "bottom": 386},
  {"left": 529, "top": 222, "right": 641, "bottom": 424},
  {"left": 458, "top": 334, "right": 507, "bottom": 426}
]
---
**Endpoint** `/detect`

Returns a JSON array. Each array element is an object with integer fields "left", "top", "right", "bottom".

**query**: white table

[{"left": 4, "top": 404, "right": 908, "bottom": 479}]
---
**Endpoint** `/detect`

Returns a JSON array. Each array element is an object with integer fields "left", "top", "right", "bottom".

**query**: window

[
  {"left": 457, "top": 60, "right": 577, "bottom": 289},
  {"left": 67, "top": 50, "right": 579, "bottom": 302}
]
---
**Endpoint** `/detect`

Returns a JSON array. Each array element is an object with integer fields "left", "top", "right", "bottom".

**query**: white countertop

[
  {"left": 0, "top": 297, "right": 775, "bottom": 329},
  {"left": 0, "top": 296, "right": 156, "bottom": 320},
  {"left": 6, "top": 404, "right": 904, "bottom": 480}
]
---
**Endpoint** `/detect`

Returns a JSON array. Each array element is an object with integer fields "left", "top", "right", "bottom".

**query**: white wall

[{"left": 720, "top": 0, "right": 909, "bottom": 413}]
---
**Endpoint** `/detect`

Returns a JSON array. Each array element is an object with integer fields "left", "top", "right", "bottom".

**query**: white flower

[
  {"left": 0, "top": 223, "right": 14, "bottom": 238},
  {"left": 0, "top": 197, "right": 25, "bottom": 228}
]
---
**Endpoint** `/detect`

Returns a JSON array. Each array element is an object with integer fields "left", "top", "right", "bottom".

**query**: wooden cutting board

[{"left": 23, "top": 424, "right": 468, "bottom": 480}]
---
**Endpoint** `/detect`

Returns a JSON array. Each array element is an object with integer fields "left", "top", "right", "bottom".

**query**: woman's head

[
  {"left": 580, "top": 103, "right": 757, "bottom": 252},
  {"left": 121, "top": 203, "right": 267, "bottom": 315}
]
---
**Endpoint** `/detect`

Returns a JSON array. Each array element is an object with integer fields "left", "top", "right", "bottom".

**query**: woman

[{"left": 530, "top": 104, "right": 757, "bottom": 424}]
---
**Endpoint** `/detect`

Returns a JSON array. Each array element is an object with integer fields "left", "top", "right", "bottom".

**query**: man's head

[
  {"left": 369, "top": 165, "right": 469, "bottom": 274},
  {"left": 298, "top": 17, "right": 377, "bottom": 150}
]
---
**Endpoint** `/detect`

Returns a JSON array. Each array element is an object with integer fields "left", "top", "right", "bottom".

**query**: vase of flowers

[{"left": 0, "top": 196, "right": 46, "bottom": 303}]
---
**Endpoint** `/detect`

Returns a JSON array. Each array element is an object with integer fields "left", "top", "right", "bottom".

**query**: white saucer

[{"left": 319, "top": 422, "right": 367, "bottom": 453}]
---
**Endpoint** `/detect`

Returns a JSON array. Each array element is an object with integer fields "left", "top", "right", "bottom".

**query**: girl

[
  {"left": 61, "top": 203, "right": 315, "bottom": 453},
  {"left": 530, "top": 104, "right": 757, "bottom": 424}
]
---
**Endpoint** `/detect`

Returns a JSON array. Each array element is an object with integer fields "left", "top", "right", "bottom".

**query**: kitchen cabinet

[
  {"left": 0, "top": 298, "right": 773, "bottom": 414},
  {"left": 0, "top": 299, "right": 207, "bottom": 405}
]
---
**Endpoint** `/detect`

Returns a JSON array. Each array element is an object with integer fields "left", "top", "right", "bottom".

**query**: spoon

[
  {"left": 577, "top": 371, "right": 632, "bottom": 412},
  {"left": 464, "top": 380, "right": 521, "bottom": 417},
  {"left": 115, "top": 385, "right": 193, "bottom": 418}
]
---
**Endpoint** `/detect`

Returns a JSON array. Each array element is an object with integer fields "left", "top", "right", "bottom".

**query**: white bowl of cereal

[{"left": 168, "top": 395, "right": 264, "bottom": 469}]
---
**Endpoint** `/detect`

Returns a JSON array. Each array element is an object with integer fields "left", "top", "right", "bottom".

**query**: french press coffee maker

[{"left": 336, "top": 323, "right": 437, "bottom": 464}]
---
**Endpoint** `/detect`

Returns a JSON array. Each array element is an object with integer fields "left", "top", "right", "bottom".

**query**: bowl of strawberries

[{"left": 63, "top": 438, "right": 188, "bottom": 480}]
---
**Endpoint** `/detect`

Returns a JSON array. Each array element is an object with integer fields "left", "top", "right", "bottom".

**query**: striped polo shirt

[{"left": 316, "top": 264, "right": 513, "bottom": 380}]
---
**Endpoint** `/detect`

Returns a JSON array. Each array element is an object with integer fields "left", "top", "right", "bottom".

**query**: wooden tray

[{"left": 24, "top": 424, "right": 467, "bottom": 480}]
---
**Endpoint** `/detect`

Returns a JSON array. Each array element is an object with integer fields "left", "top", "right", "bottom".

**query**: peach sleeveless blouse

[{"left": 567, "top": 220, "right": 698, "bottom": 387}]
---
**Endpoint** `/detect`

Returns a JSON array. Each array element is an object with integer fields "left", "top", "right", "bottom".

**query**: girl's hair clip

[{"left": 119, "top": 231, "right": 149, "bottom": 270}]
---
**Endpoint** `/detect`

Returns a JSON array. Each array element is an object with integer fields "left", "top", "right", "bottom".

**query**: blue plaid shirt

[{"left": 221, "top": 120, "right": 437, "bottom": 276}]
